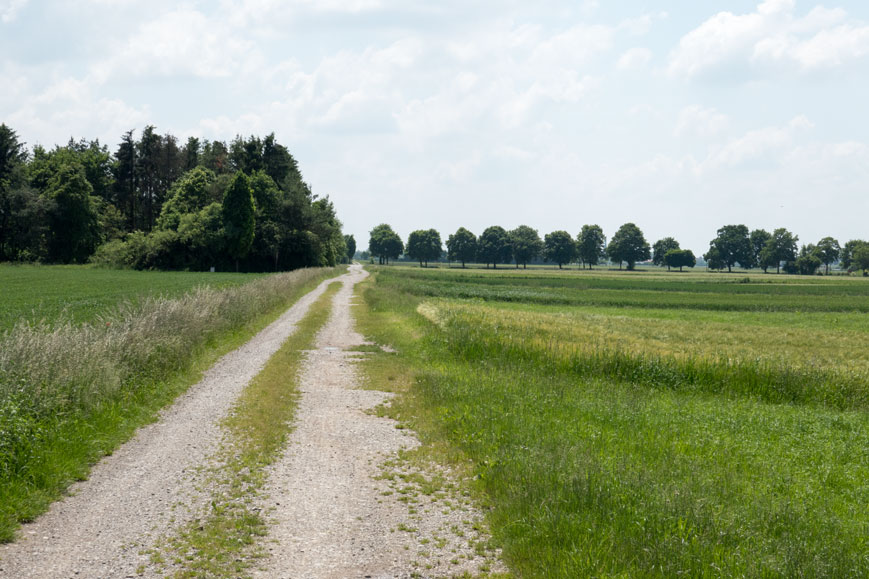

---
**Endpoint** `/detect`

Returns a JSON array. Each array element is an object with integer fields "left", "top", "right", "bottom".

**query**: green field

[
  {"left": 356, "top": 265, "right": 869, "bottom": 577},
  {"left": 0, "top": 264, "right": 267, "bottom": 331}
]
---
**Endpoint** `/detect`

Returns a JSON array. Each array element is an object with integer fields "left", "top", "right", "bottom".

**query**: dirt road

[
  {"left": 253, "top": 265, "right": 500, "bottom": 578},
  {"left": 0, "top": 265, "right": 501, "bottom": 578}
]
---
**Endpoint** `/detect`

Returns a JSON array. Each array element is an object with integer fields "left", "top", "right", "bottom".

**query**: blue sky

[{"left": 2, "top": 0, "right": 868, "bottom": 254}]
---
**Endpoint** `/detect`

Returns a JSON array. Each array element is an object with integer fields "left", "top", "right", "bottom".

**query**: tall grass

[
  {"left": 430, "top": 303, "right": 869, "bottom": 411},
  {"left": 0, "top": 266, "right": 341, "bottom": 541}
]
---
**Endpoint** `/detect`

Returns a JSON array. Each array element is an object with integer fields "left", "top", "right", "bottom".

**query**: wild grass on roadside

[
  {"left": 157, "top": 281, "right": 342, "bottom": 577},
  {"left": 0, "top": 266, "right": 342, "bottom": 543}
]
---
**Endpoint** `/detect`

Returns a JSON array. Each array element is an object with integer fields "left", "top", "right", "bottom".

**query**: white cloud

[
  {"left": 669, "top": 0, "right": 869, "bottom": 77},
  {"left": 617, "top": 47, "right": 652, "bottom": 70},
  {"left": 0, "top": 0, "right": 28, "bottom": 23},
  {"left": 674, "top": 105, "right": 729, "bottom": 138},
  {"left": 704, "top": 115, "right": 812, "bottom": 170},
  {"left": 92, "top": 8, "right": 254, "bottom": 81}
]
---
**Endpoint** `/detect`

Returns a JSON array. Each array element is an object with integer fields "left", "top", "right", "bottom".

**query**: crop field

[
  {"left": 356, "top": 265, "right": 869, "bottom": 577},
  {"left": 0, "top": 264, "right": 268, "bottom": 331}
]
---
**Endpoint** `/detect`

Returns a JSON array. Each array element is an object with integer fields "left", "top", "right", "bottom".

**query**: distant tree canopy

[
  {"left": 853, "top": 244, "right": 869, "bottom": 274},
  {"left": 815, "top": 237, "right": 840, "bottom": 275},
  {"left": 607, "top": 223, "right": 650, "bottom": 270},
  {"left": 368, "top": 223, "right": 403, "bottom": 264},
  {"left": 652, "top": 237, "right": 680, "bottom": 269},
  {"left": 577, "top": 224, "right": 606, "bottom": 269},
  {"left": 706, "top": 224, "right": 752, "bottom": 273},
  {"left": 406, "top": 228, "right": 442, "bottom": 267},
  {"left": 510, "top": 225, "right": 543, "bottom": 269},
  {"left": 664, "top": 249, "right": 696, "bottom": 272},
  {"left": 478, "top": 226, "right": 512, "bottom": 268},
  {"left": 763, "top": 228, "right": 799, "bottom": 274},
  {"left": 0, "top": 124, "right": 345, "bottom": 270},
  {"left": 750, "top": 229, "right": 772, "bottom": 272},
  {"left": 446, "top": 227, "right": 477, "bottom": 268},
  {"left": 344, "top": 234, "right": 356, "bottom": 263},
  {"left": 543, "top": 230, "right": 576, "bottom": 269}
]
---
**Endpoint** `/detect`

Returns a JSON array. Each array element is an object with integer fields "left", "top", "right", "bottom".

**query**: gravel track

[
  {"left": 253, "top": 265, "right": 502, "bottom": 578},
  {"left": 0, "top": 275, "right": 340, "bottom": 579},
  {"left": 1, "top": 265, "right": 503, "bottom": 578}
]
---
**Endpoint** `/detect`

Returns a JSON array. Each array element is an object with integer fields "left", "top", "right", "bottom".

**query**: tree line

[
  {"left": 0, "top": 124, "right": 348, "bottom": 271},
  {"left": 368, "top": 223, "right": 869, "bottom": 275}
]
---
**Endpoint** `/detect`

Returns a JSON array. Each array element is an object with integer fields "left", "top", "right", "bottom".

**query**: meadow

[
  {"left": 0, "top": 264, "right": 267, "bottom": 331},
  {"left": 0, "top": 264, "right": 341, "bottom": 542},
  {"left": 356, "top": 265, "right": 869, "bottom": 577}
]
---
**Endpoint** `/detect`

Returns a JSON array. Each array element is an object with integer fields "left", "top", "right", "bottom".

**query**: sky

[{"left": 2, "top": 0, "right": 868, "bottom": 255}]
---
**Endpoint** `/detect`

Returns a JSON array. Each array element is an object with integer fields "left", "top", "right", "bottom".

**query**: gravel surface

[
  {"left": 0, "top": 275, "right": 339, "bottom": 579},
  {"left": 253, "top": 265, "right": 503, "bottom": 578},
  {"left": 1, "top": 265, "right": 505, "bottom": 578}
]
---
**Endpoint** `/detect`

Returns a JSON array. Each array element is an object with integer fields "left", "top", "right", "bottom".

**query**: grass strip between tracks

[{"left": 154, "top": 280, "right": 343, "bottom": 578}]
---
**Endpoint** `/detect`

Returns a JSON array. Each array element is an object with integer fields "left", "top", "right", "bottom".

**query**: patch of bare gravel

[
  {"left": 0, "top": 275, "right": 340, "bottom": 579},
  {"left": 253, "top": 265, "right": 504, "bottom": 578}
]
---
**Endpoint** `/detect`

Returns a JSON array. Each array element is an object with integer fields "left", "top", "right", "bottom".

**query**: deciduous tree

[
  {"left": 664, "top": 249, "right": 696, "bottom": 272},
  {"left": 543, "top": 230, "right": 576, "bottom": 269},
  {"left": 763, "top": 227, "right": 799, "bottom": 274},
  {"left": 652, "top": 237, "right": 680, "bottom": 269},
  {"left": 577, "top": 224, "right": 606, "bottom": 269},
  {"left": 478, "top": 226, "right": 511, "bottom": 268},
  {"left": 815, "top": 237, "right": 840, "bottom": 274},
  {"left": 841, "top": 240, "right": 869, "bottom": 270},
  {"left": 607, "top": 222, "right": 650, "bottom": 270},
  {"left": 853, "top": 245, "right": 869, "bottom": 275},
  {"left": 406, "top": 228, "right": 442, "bottom": 267},
  {"left": 510, "top": 225, "right": 543, "bottom": 268},
  {"left": 369, "top": 223, "right": 403, "bottom": 264},
  {"left": 794, "top": 244, "right": 821, "bottom": 275},
  {"left": 45, "top": 161, "right": 101, "bottom": 263},
  {"left": 446, "top": 227, "right": 477, "bottom": 268},
  {"left": 707, "top": 224, "right": 751, "bottom": 273}
]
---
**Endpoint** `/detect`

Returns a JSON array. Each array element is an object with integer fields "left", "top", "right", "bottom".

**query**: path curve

[{"left": 0, "top": 274, "right": 342, "bottom": 579}]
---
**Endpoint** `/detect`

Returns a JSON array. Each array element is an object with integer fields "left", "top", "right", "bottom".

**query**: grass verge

[
  {"left": 155, "top": 280, "right": 343, "bottom": 577},
  {"left": 0, "top": 267, "right": 343, "bottom": 543}
]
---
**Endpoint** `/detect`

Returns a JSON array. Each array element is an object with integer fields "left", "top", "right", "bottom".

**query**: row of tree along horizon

[
  {"left": 367, "top": 223, "right": 869, "bottom": 275},
  {"left": 0, "top": 124, "right": 347, "bottom": 271}
]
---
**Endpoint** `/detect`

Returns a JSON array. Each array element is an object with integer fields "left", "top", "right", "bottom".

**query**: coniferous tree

[{"left": 222, "top": 172, "right": 256, "bottom": 271}]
